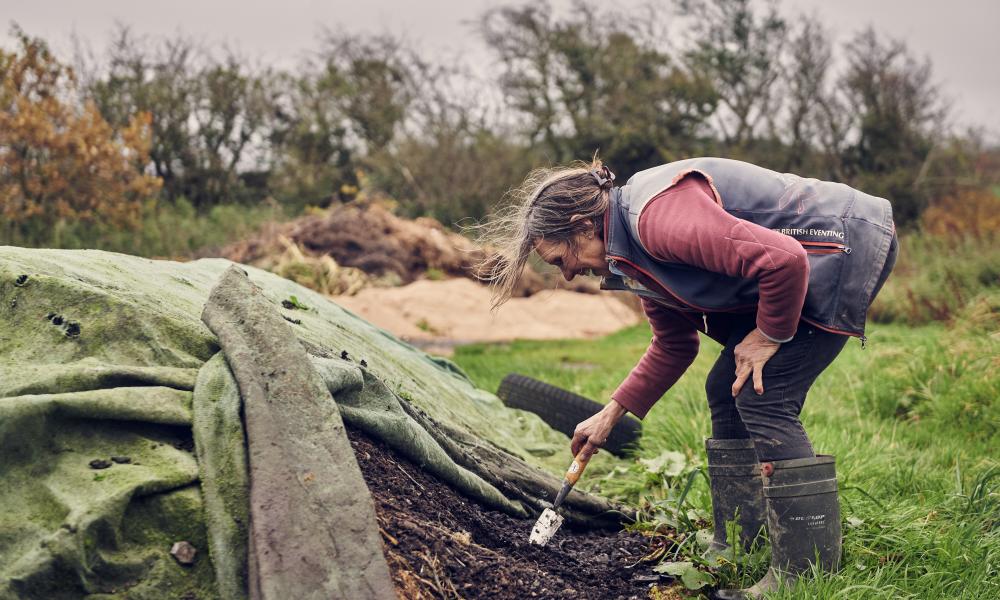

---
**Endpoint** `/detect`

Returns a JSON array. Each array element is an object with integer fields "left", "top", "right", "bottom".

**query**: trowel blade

[{"left": 528, "top": 507, "right": 564, "bottom": 546}]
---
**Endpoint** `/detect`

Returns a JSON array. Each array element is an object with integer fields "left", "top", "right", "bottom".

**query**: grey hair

[{"left": 474, "top": 157, "right": 612, "bottom": 310}]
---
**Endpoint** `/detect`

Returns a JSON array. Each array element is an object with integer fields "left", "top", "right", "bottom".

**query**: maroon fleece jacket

[{"left": 610, "top": 174, "right": 809, "bottom": 419}]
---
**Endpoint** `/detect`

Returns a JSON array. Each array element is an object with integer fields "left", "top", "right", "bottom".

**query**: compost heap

[
  {"left": 215, "top": 200, "right": 599, "bottom": 297},
  {"left": 0, "top": 247, "right": 643, "bottom": 599}
]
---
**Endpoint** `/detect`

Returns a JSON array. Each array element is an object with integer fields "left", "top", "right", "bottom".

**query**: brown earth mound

[
  {"left": 216, "top": 201, "right": 597, "bottom": 297},
  {"left": 349, "top": 424, "right": 672, "bottom": 599}
]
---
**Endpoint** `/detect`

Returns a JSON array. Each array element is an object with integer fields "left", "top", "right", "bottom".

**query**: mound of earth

[
  {"left": 352, "top": 425, "right": 656, "bottom": 599},
  {"left": 214, "top": 200, "right": 597, "bottom": 297}
]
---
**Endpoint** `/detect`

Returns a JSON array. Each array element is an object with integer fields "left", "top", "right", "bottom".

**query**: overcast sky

[{"left": 4, "top": 0, "right": 998, "bottom": 138}]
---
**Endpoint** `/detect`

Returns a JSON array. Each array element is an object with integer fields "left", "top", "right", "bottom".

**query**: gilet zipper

[{"left": 800, "top": 241, "right": 851, "bottom": 254}]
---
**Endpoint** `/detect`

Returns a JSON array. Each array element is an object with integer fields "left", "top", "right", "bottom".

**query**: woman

[{"left": 482, "top": 157, "right": 897, "bottom": 599}]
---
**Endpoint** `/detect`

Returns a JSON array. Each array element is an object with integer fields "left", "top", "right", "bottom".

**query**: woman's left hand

[{"left": 731, "top": 328, "right": 781, "bottom": 396}]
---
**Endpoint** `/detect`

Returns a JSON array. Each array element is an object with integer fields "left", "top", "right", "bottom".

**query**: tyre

[{"left": 496, "top": 373, "right": 642, "bottom": 457}]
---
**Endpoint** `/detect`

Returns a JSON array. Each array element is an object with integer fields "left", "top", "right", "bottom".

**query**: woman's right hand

[{"left": 571, "top": 399, "right": 629, "bottom": 458}]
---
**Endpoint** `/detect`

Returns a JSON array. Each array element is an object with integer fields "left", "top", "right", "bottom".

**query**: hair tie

[{"left": 589, "top": 165, "right": 616, "bottom": 189}]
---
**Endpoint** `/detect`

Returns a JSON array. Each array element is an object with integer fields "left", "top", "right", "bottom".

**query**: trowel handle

[{"left": 563, "top": 449, "right": 593, "bottom": 486}]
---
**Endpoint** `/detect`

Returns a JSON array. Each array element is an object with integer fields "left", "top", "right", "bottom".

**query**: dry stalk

[
  {"left": 417, "top": 550, "right": 463, "bottom": 600},
  {"left": 386, "top": 547, "right": 436, "bottom": 600}
]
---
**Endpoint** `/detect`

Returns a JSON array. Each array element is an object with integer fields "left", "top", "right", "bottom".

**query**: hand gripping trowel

[{"left": 529, "top": 449, "right": 593, "bottom": 546}]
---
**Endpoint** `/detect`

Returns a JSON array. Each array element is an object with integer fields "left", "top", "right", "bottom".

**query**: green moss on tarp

[
  {"left": 191, "top": 354, "right": 249, "bottom": 600},
  {"left": 0, "top": 386, "right": 209, "bottom": 599},
  {"left": 0, "top": 247, "right": 630, "bottom": 598}
]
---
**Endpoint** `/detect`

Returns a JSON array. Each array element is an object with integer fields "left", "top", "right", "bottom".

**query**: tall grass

[
  {"left": 870, "top": 233, "right": 1000, "bottom": 325},
  {"left": 870, "top": 187, "right": 1000, "bottom": 326}
]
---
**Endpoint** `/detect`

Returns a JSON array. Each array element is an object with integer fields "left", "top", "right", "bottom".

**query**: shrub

[
  {"left": 920, "top": 187, "right": 1000, "bottom": 240},
  {"left": 869, "top": 189, "right": 1000, "bottom": 325},
  {"left": 0, "top": 28, "right": 160, "bottom": 244},
  {"left": 869, "top": 233, "right": 1000, "bottom": 325},
  {"left": 38, "top": 197, "right": 283, "bottom": 259}
]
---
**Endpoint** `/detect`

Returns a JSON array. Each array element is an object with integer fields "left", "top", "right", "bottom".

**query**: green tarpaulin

[{"left": 0, "top": 247, "right": 629, "bottom": 598}]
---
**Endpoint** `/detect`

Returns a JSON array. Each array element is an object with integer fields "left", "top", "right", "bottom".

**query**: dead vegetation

[{"left": 216, "top": 200, "right": 598, "bottom": 297}]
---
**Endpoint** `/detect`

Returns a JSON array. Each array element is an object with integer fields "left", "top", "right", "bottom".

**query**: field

[
  {"left": 453, "top": 295, "right": 1000, "bottom": 598},
  {"left": 3, "top": 6, "right": 999, "bottom": 597}
]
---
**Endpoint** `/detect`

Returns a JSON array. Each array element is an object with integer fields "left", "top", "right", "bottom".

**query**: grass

[
  {"left": 1, "top": 197, "right": 284, "bottom": 259},
  {"left": 452, "top": 293, "right": 1000, "bottom": 599}
]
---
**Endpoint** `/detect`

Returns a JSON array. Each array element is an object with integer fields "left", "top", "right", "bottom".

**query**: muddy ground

[{"left": 346, "top": 425, "right": 679, "bottom": 600}]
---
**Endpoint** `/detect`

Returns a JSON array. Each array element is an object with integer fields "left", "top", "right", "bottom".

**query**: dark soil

[{"left": 346, "top": 425, "right": 664, "bottom": 600}]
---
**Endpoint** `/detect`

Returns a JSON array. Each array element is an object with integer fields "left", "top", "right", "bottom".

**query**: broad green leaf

[
  {"left": 639, "top": 450, "right": 688, "bottom": 477},
  {"left": 681, "top": 565, "right": 715, "bottom": 590},
  {"left": 653, "top": 560, "right": 693, "bottom": 576},
  {"left": 652, "top": 560, "right": 715, "bottom": 590}
]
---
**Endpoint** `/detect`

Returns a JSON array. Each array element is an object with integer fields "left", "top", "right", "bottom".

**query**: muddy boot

[
  {"left": 703, "top": 438, "right": 767, "bottom": 559},
  {"left": 711, "top": 455, "right": 842, "bottom": 600}
]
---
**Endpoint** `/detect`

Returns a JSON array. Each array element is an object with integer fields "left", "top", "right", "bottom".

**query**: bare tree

[
  {"left": 780, "top": 14, "right": 833, "bottom": 171},
  {"left": 837, "top": 27, "right": 948, "bottom": 224},
  {"left": 480, "top": 0, "right": 717, "bottom": 175},
  {"left": 82, "top": 27, "right": 275, "bottom": 206},
  {"left": 680, "top": 0, "right": 788, "bottom": 149},
  {"left": 480, "top": 2, "right": 568, "bottom": 157}
]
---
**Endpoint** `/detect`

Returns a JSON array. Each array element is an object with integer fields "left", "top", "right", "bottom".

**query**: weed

[
  {"left": 282, "top": 295, "right": 309, "bottom": 311},
  {"left": 415, "top": 318, "right": 441, "bottom": 335},
  {"left": 1, "top": 197, "right": 284, "bottom": 259}
]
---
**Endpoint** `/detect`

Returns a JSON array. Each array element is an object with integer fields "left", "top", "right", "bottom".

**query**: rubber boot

[
  {"left": 703, "top": 438, "right": 767, "bottom": 558},
  {"left": 711, "top": 455, "right": 842, "bottom": 600}
]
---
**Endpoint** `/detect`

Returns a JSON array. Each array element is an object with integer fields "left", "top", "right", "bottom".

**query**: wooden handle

[{"left": 563, "top": 449, "right": 593, "bottom": 486}]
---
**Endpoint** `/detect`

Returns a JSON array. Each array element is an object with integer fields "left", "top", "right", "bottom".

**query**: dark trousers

[
  {"left": 706, "top": 234, "right": 898, "bottom": 462},
  {"left": 706, "top": 318, "right": 848, "bottom": 461}
]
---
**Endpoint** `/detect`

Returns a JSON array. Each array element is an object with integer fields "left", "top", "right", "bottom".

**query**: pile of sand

[{"left": 333, "top": 278, "right": 640, "bottom": 354}]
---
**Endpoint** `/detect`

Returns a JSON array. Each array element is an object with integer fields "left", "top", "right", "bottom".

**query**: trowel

[{"left": 529, "top": 448, "right": 594, "bottom": 546}]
